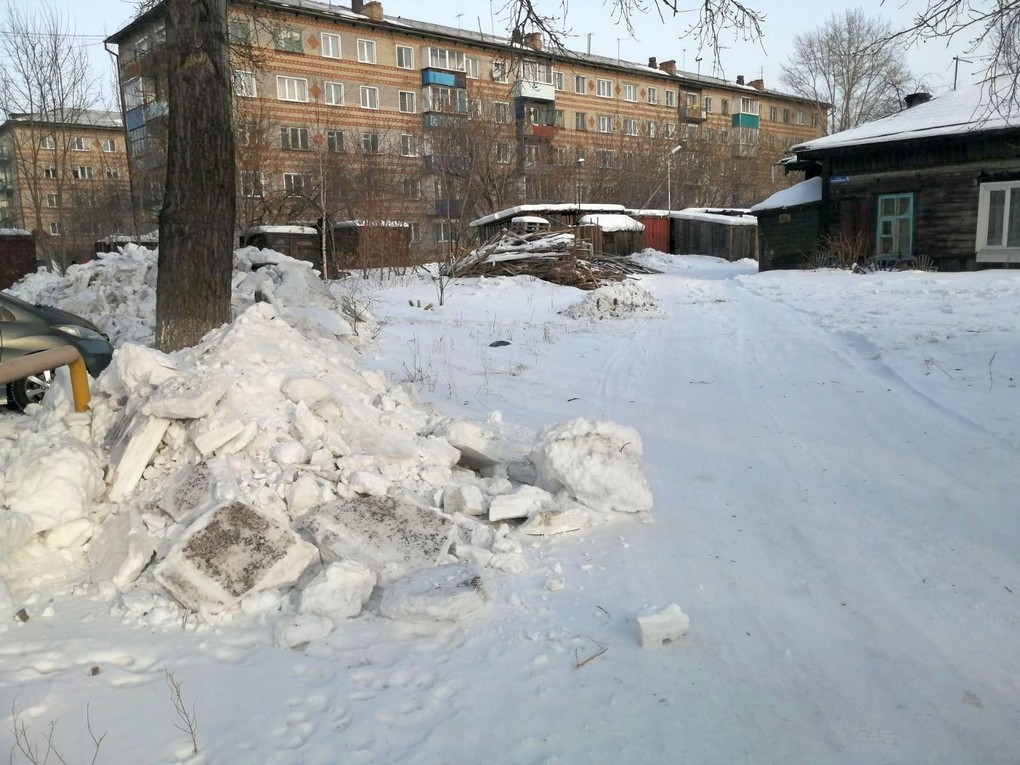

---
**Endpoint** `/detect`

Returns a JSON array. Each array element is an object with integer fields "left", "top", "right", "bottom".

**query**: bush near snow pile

[{"left": 0, "top": 247, "right": 655, "bottom": 642}]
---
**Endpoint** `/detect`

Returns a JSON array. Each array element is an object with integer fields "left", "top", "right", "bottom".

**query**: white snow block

[
  {"left": 88, "top": 508, "right": 160, "bottom": 587},
  {"left": 161, "top": 458, "right": 239, "bottom": 524},
  {"left": 530, "top": 418, "right": 653, "bottom": 514},
  {"left": 107, "top": 413, "right": 171, "bottom": 502},
  {"left": 442, "top": 484, "right": 485, "bottom": 516},
  {"left": 379, "top": 563, "right": 487, "bottom": 623},
  {"left": 298, "top": 496, "right": 456, "bottom": 584},
  {"left": 143, "top": 370, "right": 232, "bottom": 420},
  {"left": 299, "top": 561, "right": 377, "bottom": 621},
  {"left": 281, "top": 376, "right": 335, "bottom": 408},
  {"left": 275, "top": 614, "right": 334, "bottom": 649},
  {"left": 345, "top": 470, "right": 389, "bottom": 496},
  {"left": 154, "top": 501, "right": 317, "bottom": 613},
  {"left": 519, "top": 506, "right": 590, "bottom": 536},
  {"left": 188, "top": 409, "right": 246, "bottom": 456},
  {"left": 488, "top": 485, "right": 553, "bottom": 522},
  {"left": 435, "top": 420, "right": 502, "bottom": 468},
  {"left": 637, "top": 603, "right": 690, "bottom": 648}
]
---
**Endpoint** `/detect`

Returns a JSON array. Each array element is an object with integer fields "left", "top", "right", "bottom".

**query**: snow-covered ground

[{"left": 1, "top": 250, "right": 1017, "bottom": 764}]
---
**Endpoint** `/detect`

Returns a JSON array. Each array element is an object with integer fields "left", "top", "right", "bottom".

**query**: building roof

[
  {"left": 749, "top": 177, "right": 822, "bottom": 213},
  {"left": 578, "top": 214, "right": 645, "bottom": 232},
  {"left": 2, "top": 109, "right": 123, "bottom": 130},
  {"left": 792, "top": 80, "right": 1020, "bottom": 154},
  {"left": 471, "top": 203, "right": 627, "bottom": 227},
  {"left": 673, "top": 208, "right": 757, "bottom": 226}
]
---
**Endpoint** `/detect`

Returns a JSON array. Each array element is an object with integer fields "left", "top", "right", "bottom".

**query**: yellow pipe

[
  {"left": 68, "top": 356, "right": 91, "bottom": 412},
  {"left": 0, "top": 345, "right": 91, "bottom": 412}
]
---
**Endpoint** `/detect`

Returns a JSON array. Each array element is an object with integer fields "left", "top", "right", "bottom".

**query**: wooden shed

[
  {"left": 94, "top": 232, "right": 159, "bottom": 254},
  {"left": 0, "top": 228, "right": 36, "bottom": 289},
  {"left": 330, "top": 220, "right": 413, "bottom": 273},
  {"left": 671, "top": 208, "right": 758, "bottom": 262},
  {"left": 626, "top": 210, "right": 671, "bottom": 253},
  {"left": 577, "top": 213, "right": 646, "bottom": 257},
  {"left": 239, "top": 225, "right": 321, "bottom": 270},
  {"left": 750, "top": 177, "right": 823, "bottom": 270},
  {"left": 470, "top": 204, "right": 627, "bottom": 244}
]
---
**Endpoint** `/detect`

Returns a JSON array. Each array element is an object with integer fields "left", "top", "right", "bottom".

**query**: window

[
  {"left": 521, "top": 60, "right": 553, "bottom": 84},
  {"left": 783, "top": 108, "right": 791, "bottom": 123},
  {"left": 721, "top": 99, "right": 730, "bottom": 115},
  {"left": 44, "top": 166, "right": 58, "bottom": 179},
  {"left": 320, "top": 32, "right": 341, "bottom": 59},
  {"left": 703, "top": 96, "right": 712, "bottom": 113},
  {"left": 623, "top": 118, "right": 638, "bottom": 136},
  {"left": 274, "top": 28, "right": 303, "bottom": 53},
  {"left": 73, "top": 166, "right": 94, "bottom": 179},
  {"left": 228, "top": 19, "right": 251, "bottom": 45},
  {"left": 399, "top": 91, "right": 416, "bottom": 113},
  {"left": 280, "top": 126, "right": 309, "bottom": 150},
  {"left": 234, "top": 70, "right": 257, "bottom": 98},
  {"left": 361, "top": 132, "right": 379, "bottom": 153},
  {"left": 49, "top": 221, "right": 62, "bottom": 235},
  {"left": 596, "top": 79, "right": 613, "bottom": 98},
  {"left": 524, "top": 144, "right": 539, "bottom": 164},
  {"left": 427, "top": 47, "right": 466, "bottom": 71},
  {"left": 796, "top": 110, "right": 806, "bottom": 125},
  {"left": 424, "top": 85, "right": 466, "bottom": 113},
  {"left": 327, "top": 130, "right": 344, "bottom": 152},
  {"left": 46, "top": 193, "right": 59, "bottom": 208},
  {"left": 496, "top": 143, "right": 512, "bottom": 164},
  {"left": 360, "top": 86, "right": 379, "bottom": 109},
  {"left": 357, "top": 39, "right": 376, "bottom": 63},
  {"left": 554, "top": 147, "right": 567, "bottom": 165},
  {"left": 324, "top": 81, "right": 344, "bottom": 106},
  {"left": 553, "top": 71, "right": 564, "bottom": 91},
  {"left": 283, "top": 172, "right": 311, "bottom": 195},
  {"left": 575, "top": 112, "right": 587, "bottom": 131},
  {"left": 409, "top": 222, "right": 421, "bottom": 243},
  {"left": 553, "top": 109, "right": 565, "bottom": 128},
  {"left": 976, "top": 181, "right": 1020, "bottom": 259},
  {"left": 40, "top": 135, "right": 56, "bottom": 150},
  {"left": 71, "top": 137, "right": 90, "bottom": 151},
  {"left": 240, "top": 170, "right": 263, "bottom": 198},
  {"left": 739, "top": 97, "right": 757, "bottom": 114},
  {"left": 106, "top": 168, "right": 121, "bottom": 179},
  {"left": 396, "top": 178, "right": 419, "bottom": 199},
  {"left": 494, "top": 102, "right": 510, "bottom": 123},
  {"left": 400, "top": 134, "right": 417, "bottom": 156},
  {"left": 396, "top": 45, "right": 414, "bottom": 69},
  {"left": 574, "top": 75, "right": 587, "bottom": 94},
  {"left": 465, "top": 58, "right": 479, "bottom": 79},
  {"left": 436, "top": 221, "right": 453, "bottom": 243},
  {"left": 648, "top": 121, "right": 658, "bottom": 138},
  {"left": 492, "top": 60, "right": 508, "bottom": 83},
  {"left": 277, "top": 76, "right": 308, "bottom": 102},
  {"left": 876, "top": 194, "right": 914, "bottom": 259},
  {"left": 665, "top": 90, "right": 675, "bottom": 108},
  {"left": 101, "top": 138, "right": 117, "bottom": 153},
  {"left": 648, "top": 87, "right": 658, "bottom": 105},
  {"left": 597, "top": 114, "right": 613, "bottom": 133},
  {"left": 769, "top": 106, "right": 778, "bottom": 121},
  {"left": 666, "top": 121, "right": 676, "bottom": 137},
  {"left": 622, "top": 83, "right": 637, "bottom": 102},
  {"left": 596, "top": 149, "right": 613, "bottom": 168}
]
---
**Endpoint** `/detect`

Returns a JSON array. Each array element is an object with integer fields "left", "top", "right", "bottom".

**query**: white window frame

[
  {"left": 283, "top": 172, "right": 311, "bottom": 195},
  {"left": 360, "top": 85, "right": 379, "bottom": 109},
  {"left": 357, "top": 39, "right": 376, "bottom": 64},
  {"left": 400, "top": 133, "right": 417, "bottom": 157},
  {"left": 44, "top": 165, "right": 58, "bottom": 179},
  {"left": 324, "top": 80, "right": 345, "bottom": 106},
  {"left": 465, "top": 58, "right": 479, "bottom": 79},
  {"left": 398, "top": 90, "right": 416, "bottom": 113},
  {"left": 494, "top": 101, "right": 510, "bottom": 123},
  {"left": 46, "top": 193, "right": 59, "bottom": 208},
  {"left": 106, "top": 167, "right": 120, "bottom": 179},
  {"left": 623, "top": 118, "right": 638, "bottom": 136},
  {"left": 396, "top": 45, "right": 414, "bottom": 69},
  {"left": 71, "top": 137, "right": 90, "bottom": 151},
  {"left": 276, "top": 75, "right": 308, "bottom": 102},
  {"left": 647, "top": 87, "right": 658, "bottom": 105},
  {"left": 320, "top": 32, "right": 341, "bottom": 59},
  {"left": 622, "top": 83, "right": 637, "bottom": 102},
  {"left": 280, "top": 126, "right": 310, "bottom": 150},
  {"left": 49, "top": 221, "right": 62, "bottom": 235},
  {"left": 597, "top": 114, "right": 613, "bottom": 133},
  {"left": 361, "top": 132, "right": 380, "bottom": 153},
  {"left": 553, "top": 71, "right": 564, "bottom": 91},
  {"left": 574, "top": 75, "right": 587, "bottom": 94},
  {"left": 665, "top": 90, "right": 676, "bottom": 108},
  {"left": 234, "top": 70, "right": 257, "bottom": 98},
  {"left": 275, "top": 28, "right": 303, "bottom": 53},
  {"left": 240, "top": 170, "right": 264, "bottom": 198},
  {"left": 101, "top": 138, "right": 117, "bottom": 153},
  {"left": 976, "top": 180, "right": 1020, "bottom": 261},
  {"left": 596, "top": 79, "right": 613, "bottom": 98},
  {"left": 327, "top": 130, "right": 344, "bottom": 152},
  {"left": 73, "top": 165, "right": 94, "bottom": 180},
  {"left": 40, "top": 135, "right": 56, "bottom": 150},
  {"left": 492, "top": 60, "right": 508, "bottom": 83}
]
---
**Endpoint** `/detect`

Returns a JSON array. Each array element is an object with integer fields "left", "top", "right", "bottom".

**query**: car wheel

[{"left": 5, "top": 370, "right": 55, "bottom": 412}]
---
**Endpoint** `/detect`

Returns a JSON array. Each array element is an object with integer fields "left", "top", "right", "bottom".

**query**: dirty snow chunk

[
  {"left": 488, "top": 485, "right": 553, "bottom": 522},
  {"left": 345, "top": 471, "right": 389, "bottom": 497},
  {"left": 637, "top": 603, "right": 690, "bottom": 648},
  {"left": 434, "top": 420, "right": 502, "bottom": 468},
  {"left": 379, "top": 563, "right": 487, "bottom": 623},
  {"left": 161, "top": 458, "right": 239, "bottom": 523},
  {"left": 443, "top": 485, "right": 485, "bottom": 516},
  {"left": 189, "top": 408, "right": 246, "bottom": 456},
  {"left": 519, "top": 506, "right": 590, "bottom": 536},
  {"left": 275, "top": 614, "right": 334, "bottom": 649},
  {"left": 88, "top": 509, "right": 160, "bottom": 587},
  {"left": 564, "top": 281, "right": 661, "bottom": 320},
  {"left": 154, "top": 501, "right": 317, "bottom": 613},
  {"left": 298, "top": 496, "right": 456, "bottom": 584},
  {"left": 143, "top": 371, "right": 232, "bottom": 420},
  {"left": 299, "top": 561, "right": 377, "bottom": 621},
  {"left": 530, "top": 418, "right": 653, "bottom": 514},
  {"left": 107, "top": 414, "right": 171, "bottom": 503}
]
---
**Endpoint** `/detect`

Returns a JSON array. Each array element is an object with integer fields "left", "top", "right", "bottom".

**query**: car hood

[{"left": 25, "top": 302, "right": 106, "bottom": 335}]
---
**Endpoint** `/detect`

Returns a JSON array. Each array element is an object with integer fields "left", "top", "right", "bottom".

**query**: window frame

[
  {"left": 574, "top": 75, "right": 587, "bottom": 94},
  {"left": 357, "top": 38, "right": 376, "bottom": 64},
  {"left": 324, "top": 80, "right": 345, "bottom": 106},
  {"left": 976, "top": 180, "right": 1020, "bottom": 261},
  {"left": 596, "top": 78, "right": 613, "bottom": 98},
  {"left": 274, "top": 28, "right": 303, "bottom": 54},
  {"left": 622, "top": 83, "right": 637, "bottom": 102},
  {"left": 396, "top": 44, "right": 414, "bottom": 69},
  {"left": 399, "top": 133, "right": 417, "bottom": 157},
  {"left": 276, "top": 75, "right": 309, "bottom": 102},
  {"left": 280, "top": 126, "right": 310, "bottom": 150},
  {"left": 876, "top": 193, "right": 915, "bottom": 261},
  {"left": 359, "top": 85, "right": 379, "bottom": 110},
  {"left": 398, "top": 90, "right": 417, "bottom": 113},
  {"left": 320, "top": 32, "right": 341, "bottom": 59}
]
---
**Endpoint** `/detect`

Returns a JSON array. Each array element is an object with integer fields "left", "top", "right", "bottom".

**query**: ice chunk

[
  {"left": 88, "top": 508, "right": 160, "bottom": 587},
  {"left": 161, "top": 458, "right": 239, "bottom": 524},
  {"left": 275, "top": 614, "right": 333, "bottom": 649},
  {"left": 379, "top": 563, "right": 487, "bottom": 623},
  {"left": 435, "top": 420, "right": 502, "bottom": 468},
  {"left": 155, "top": 501, "right": 317, "bottom": 613},
  {"left": 637, "top": 603, "right": 690, "bottom": 648},
  {"left": 519, "top": 506, "right": 590, "bottom": 536},
  {"left": 488, "top": 485, "right": 553, "bottom": 522},
  {"left": 143, "top": 370, "right": 232, "bottom": 420},
  {"left": 299, "top": 561, "right": 377, "bottom": 621},
  {"left": 107, "top": 413, "right": 171, "bottom": 503},
  {"left": 189, "top": 408, "right": 246, "bottom": 456},
  {"left": 442, "top": 484, "right": 485, "bottom": 516}
]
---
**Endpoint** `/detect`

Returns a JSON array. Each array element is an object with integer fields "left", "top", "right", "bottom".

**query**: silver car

[{"left": 0, "top": 291, "right": 114, "bottom": 411}]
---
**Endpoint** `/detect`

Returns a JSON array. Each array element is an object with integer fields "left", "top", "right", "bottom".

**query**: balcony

[
  {"left": 423, "top": 113, "right": 466, "bottom": 130},
  {"left": 679, "top": 104, "right": 706, "bottom": 122},
  {"left": 514, "top": 79, "right": 555, "bottom": 102},
  {"left": 524, "top": 124, "right": 557, "bottom": 140},
  {"left": 732, "top": 112, "right": 760, "bottom": 129},
  {"left": 424, "top": 155, "right": 469, "bottom": 174},
  {"left": 422, "top": 68, "right": 467, "bottom": 89}
]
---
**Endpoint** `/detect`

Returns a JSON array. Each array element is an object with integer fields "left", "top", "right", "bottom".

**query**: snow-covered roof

[
  {"left": 672, "top": 208, "right": 758, "bottom": 226},
  {"left": 749, "top": 177, "right": 823, "bottom": 213},
  {"left": 792, "top": 80, "right": 1020, "bottom": 153},
  {"left": 334, "top": 220, "right": 410, "bottom": 228},
  {"left": 0, "top": 228, "right": 32, "bottom": 237},
  {"left": 244, "top": 225, "right": 319, "bottom": 236},
  {"left": 578, "top": 214, "right": 645, "bottom": 232},
  {"left": 97, "top": 232, "right": 160, "bottom": 243},
  {"left": 511, "top": 216, "right": 550, "bottom": 225},
  {"left": 471, "top": 204, "right": 627, "bottom": 227},
  {"left": 4, "top": 109, "right": 123, "bottom": 129}
]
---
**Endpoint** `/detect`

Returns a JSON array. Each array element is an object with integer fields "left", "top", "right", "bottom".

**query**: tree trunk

[{"left": 156, "top": 0, "right": 236, "bottom": 352}]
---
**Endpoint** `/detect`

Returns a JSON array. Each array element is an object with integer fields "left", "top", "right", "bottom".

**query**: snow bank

[
  {"left": 564, "top": 280, "right": 662, "bottom": 320},
  {"left": 0, "top": 247, "right": 655, "bottom": 642}
]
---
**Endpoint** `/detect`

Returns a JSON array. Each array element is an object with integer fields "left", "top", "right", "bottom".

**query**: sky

[
  {"left": 1, "top": 244, "right": 1018, "bottom": 762},
  {"left": 6, "top": 0, "right": 993, "bottom": 103}
]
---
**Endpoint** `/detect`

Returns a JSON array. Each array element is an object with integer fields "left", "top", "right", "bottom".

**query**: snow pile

[
  {"left": 564, "top": 279, "right": 662, "bottom": 319},
  {"left": 0, "top": 248, "right": 655, "bottom": 641}
]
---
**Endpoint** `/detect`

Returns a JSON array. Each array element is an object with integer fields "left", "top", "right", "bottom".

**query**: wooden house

[
  {"left": 750, "top": 177, "right": 822, "bottom": 270},
  {"left": 788, "top": 81, "right": 1020, "bottom": 271},
  {"left": 577, "top": 213, "right": 645, "bottom": 257}
]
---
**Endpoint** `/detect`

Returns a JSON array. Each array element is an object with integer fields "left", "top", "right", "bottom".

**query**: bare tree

[
  {"left": 779, "top": 9, "right": 917, "bottom": 134},
  {"left": 156, "top": 0, "right": 236, "bottom": 352}
]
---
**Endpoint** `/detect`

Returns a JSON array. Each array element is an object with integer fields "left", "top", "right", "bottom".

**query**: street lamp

[
  {"left": 575, "top": 156, "right": 585, "bottom": 213},
  {"left": 666, "top": 144, "right": 683, "bottom": 214}
]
